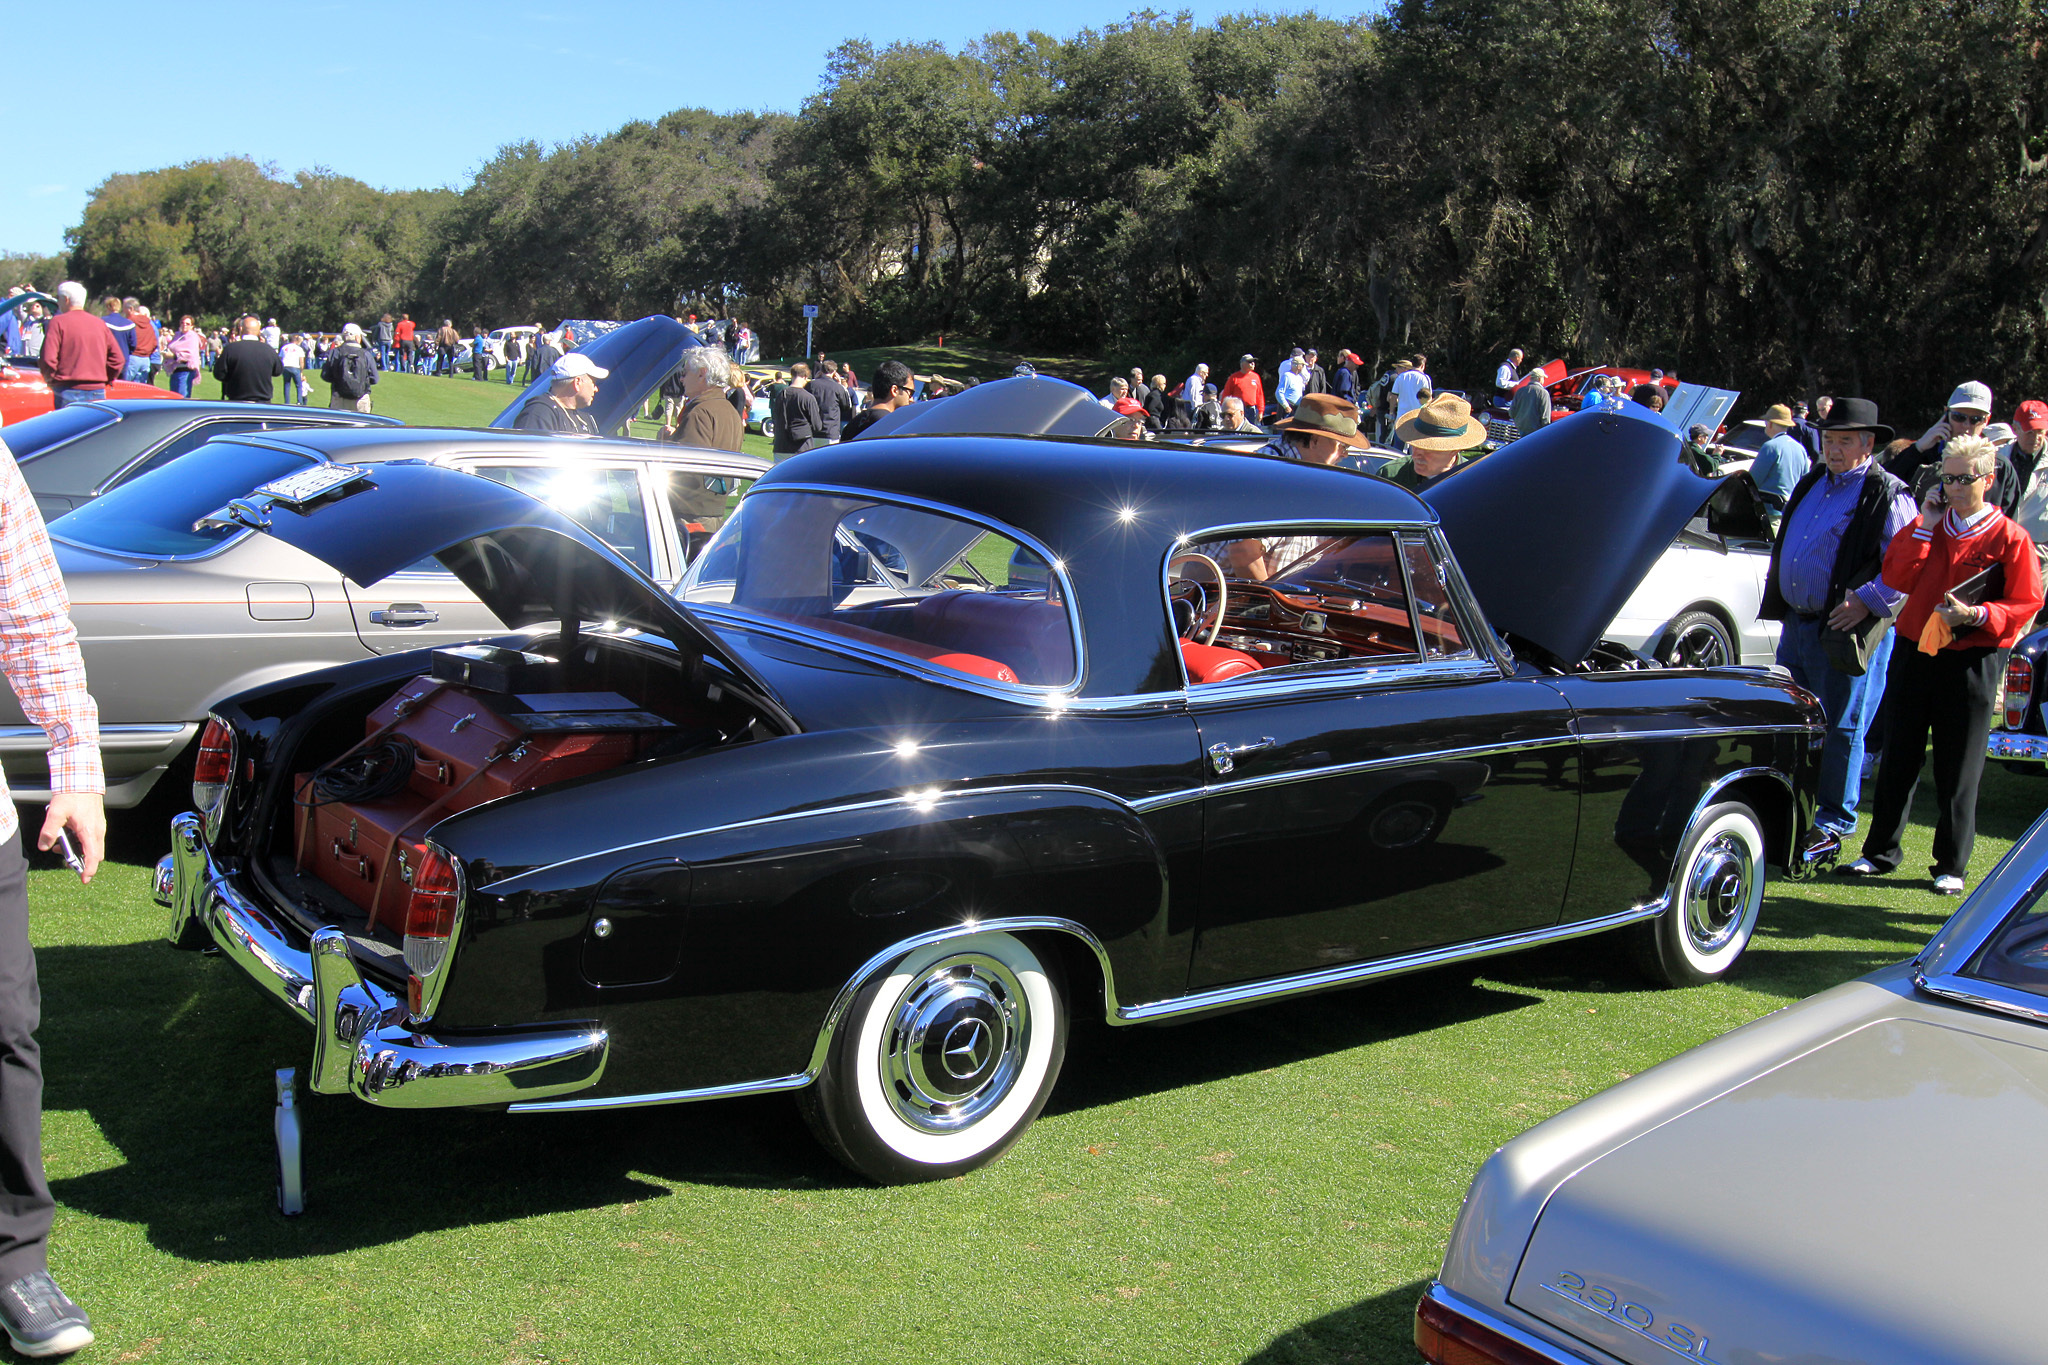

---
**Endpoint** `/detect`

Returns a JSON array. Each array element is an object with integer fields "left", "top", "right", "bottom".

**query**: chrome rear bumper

[
  {"left": 158, "top": 812, "right": 608, "bottom": 1109},
  {"left": 1988, "top": 731, "right": 2048, "bottom": 763}
]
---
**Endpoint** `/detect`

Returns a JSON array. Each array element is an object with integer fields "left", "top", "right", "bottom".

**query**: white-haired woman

[{"left": 660, "top": 346, "right": 742, "bottom": 452}]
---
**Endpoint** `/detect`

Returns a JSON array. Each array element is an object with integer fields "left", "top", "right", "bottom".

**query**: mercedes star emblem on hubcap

[{"left": 942, "top": 1018, "right": 991, "bottom": 1078}]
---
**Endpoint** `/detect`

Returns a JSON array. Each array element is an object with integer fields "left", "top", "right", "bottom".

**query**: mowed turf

[{"left": 24, "top": 754, "right": 2045, "bottom": 1363}]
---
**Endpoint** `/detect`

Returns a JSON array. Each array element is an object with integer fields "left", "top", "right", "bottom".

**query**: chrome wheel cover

[
  {"left": 1667, "top": 620, "right": 1731, "bottom": 669},
  {"left": 1683, "top": 831, "right": 1755, "bottom": 955},
  {"left": 880, "top": 953, "right": 1031, "bottom": 1134}
]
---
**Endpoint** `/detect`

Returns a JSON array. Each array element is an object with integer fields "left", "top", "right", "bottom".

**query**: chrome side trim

[
  {"left": 509, "top": 914, "right": 1119, "bottom": 1114},
  {"left": 1113, "top": 900, "right": 1664, "bottom": 1024},
  {"left": 0, "top": 722, "right": 191, "bottom": 750},
  {"left": 481, "top": 781, "right": 1156, "bottom": 889},
  {"left": 1577, "top": 723, "right": 1820, "bottom": 744},
  {"left": 1418, "top": 1283, "right": 1602, "bottom": 1365},
  {"left": 1183, "top": 657, "right": 1504, "bottom": 705},
  {"left": 1912, "top": 971, "right": 2048, "bottom": 1028},
  {"left": 1158, "top": 732, "right": 1583, "bottom": 808}
]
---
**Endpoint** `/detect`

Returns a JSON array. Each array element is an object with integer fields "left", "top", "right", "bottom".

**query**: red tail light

[
  {"left": 402, "top": 842, "right": 462, "bottom": 1020},
  {"left": 192, "top": 718, "right": 235, "bottom": 814},
  {"left": 2006, "top": 656, "right": 2033, "bottom": 731},
  {"left": 1415, "top": 1292, "right": 1564, "bottom": 1365}
]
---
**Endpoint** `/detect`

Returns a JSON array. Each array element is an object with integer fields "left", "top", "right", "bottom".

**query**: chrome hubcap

[
  {"left": 1668, "top": 623, "right": 1730, "bottom": 668},
  {"left": 881, "top": 954, "right": 1030, "bottom": 1133},
  {"left": 1684, "top": 832, "right": 1755, "bottom": 954}
]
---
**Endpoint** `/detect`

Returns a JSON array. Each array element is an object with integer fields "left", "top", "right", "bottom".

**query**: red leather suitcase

[{"left": 297, "top": 680, "right": 653, "bottom": 929}]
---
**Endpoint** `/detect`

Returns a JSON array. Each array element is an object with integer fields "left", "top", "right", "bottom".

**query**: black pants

[
  {"left": 1861, "top": 642, "right": 2005, "bottom": 879},
  {"left": 0, "top": 834, "right": 49, "bottom": 1282}
]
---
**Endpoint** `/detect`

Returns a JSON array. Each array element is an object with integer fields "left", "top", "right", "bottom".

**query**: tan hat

[
  {"left": 1394, "top": 394, "right": 1485, "bottom": 453},
  {"left": 1275, "top": 393, "right": 1373, "bottom": 449},
  {"left": 1761, "top": 403, "right": 1794, "bottom": 425}
]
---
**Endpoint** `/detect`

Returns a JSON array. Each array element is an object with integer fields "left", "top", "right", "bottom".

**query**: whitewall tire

[{"left": 1633, "top": 801, "right": 1766, "bottom": 986}]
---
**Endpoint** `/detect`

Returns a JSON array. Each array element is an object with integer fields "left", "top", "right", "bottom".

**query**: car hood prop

[
  {"left": 1423, "top": 405, "right": 1719, "bottom": 669},
  {"left": 488, "top": 314, "right": 704, "bottom": 438},
  {"left": 201, "top": 459, "right": 789, "bottom": 720}
]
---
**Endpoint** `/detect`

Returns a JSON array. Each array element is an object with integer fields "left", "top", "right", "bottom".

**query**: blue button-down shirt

[{"left": 1779, "top": 461, "right": 1917, "bottom": 616}]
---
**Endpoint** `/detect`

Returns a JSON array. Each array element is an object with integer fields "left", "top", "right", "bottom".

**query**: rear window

[
  {"left": 682, "top": 489, "right": 1074, "bottom": 688},
  {"left": 0, "top": 405, "right": 118, "bottom": 461},
  {"left": 1964, "top": 875, "right": 2048, "bottom": 1001},
  {"left": 53, "top": 441, "right": 316, "bottom": 557}
]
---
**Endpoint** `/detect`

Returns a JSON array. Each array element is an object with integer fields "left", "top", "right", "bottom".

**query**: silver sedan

[{"left": 2, "top": 426, "right": 762, "bottom": 806}]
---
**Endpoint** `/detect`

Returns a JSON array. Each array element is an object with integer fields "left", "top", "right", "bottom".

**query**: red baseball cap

[{"left": 2016, "top": 399, "right": 2048, "bottom": 432}]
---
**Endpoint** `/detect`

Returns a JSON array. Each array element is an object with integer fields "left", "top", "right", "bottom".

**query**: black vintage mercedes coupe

[{"left": 158, "top": 404, "right": 1832, "bottom": 1183}]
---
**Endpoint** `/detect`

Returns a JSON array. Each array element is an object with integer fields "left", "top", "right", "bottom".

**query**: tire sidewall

[
  {"left": 1661, "top": 803, "right": 1765, "bottom": 983},
  {"left": 818, "top": 932, "right": 1067, "bottom": 1183},
  {"left": 1663, "top": 611, "right": 1736, "bottom": 669}
]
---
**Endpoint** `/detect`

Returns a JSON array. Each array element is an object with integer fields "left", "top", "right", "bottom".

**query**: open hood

[
  {"left": 203, "top": 459, "right": 782, "bottom": 707},
  {"left": 489, "top": 315, "right": 702, "bottom": 437},
  {"left": 852, "top": 376, "right": 1121, "bottom": 440},
  {"left": 1423, "top": 405, "right": 1717, "bottom": 667}
]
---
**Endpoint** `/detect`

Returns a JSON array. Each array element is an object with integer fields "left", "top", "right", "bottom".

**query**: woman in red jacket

[{"left": 1845, "top": 435, "right": 2045, "bottom": 893}]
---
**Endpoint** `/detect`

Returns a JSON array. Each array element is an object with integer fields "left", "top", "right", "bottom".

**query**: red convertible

[{"left": 1, "top": 360, "right": 177, "bottom": 426}]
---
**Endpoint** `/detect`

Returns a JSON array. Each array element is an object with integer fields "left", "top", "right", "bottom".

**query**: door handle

[
  {"left": 369, "top": 603, "right": 440, "bottom": 628},
  {"left": 1207, "top": 737, "right": 1277, "bottom": 776}
]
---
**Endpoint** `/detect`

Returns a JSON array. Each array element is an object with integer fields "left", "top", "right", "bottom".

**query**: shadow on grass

[{"left": 1242, "top": 1277, "right": 1431, "bottom": 1365}]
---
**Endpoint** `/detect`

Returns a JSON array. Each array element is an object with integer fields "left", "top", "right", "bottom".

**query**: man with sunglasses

[
  {"left": 1844, "top": 436, "right": 2044, "bottom": 893},
  {"left": 1761, "top": 397, "right": 1918, "bottom": 848},
  {"left": 1890, "top": 381, "right": 2021, "bottom": 513},
  {"left": 841, "top": 360, "right": 914, "bottom": 439}
]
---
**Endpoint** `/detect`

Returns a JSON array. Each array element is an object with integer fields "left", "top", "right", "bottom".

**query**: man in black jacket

[
  {"left": 807, "top": 361, "right": 855, "bottom": 443},
  {"left": 774, "top": 362, "right": 824, "bottom": 454},
  {"left": 1888, "top": 381, "right": 2020, "bottom": 512},
  {"left": 1759, "top": 397, "right": 1918, "bottom": 845},
  {"left": 214, "top": 316, "right": 282, "bottom": 402},
  {"left": 513, "top": 354, "right": 606, "bottom": 433},
  {"left": 320, "top": 323, "right": 379, "bottom": 412}
]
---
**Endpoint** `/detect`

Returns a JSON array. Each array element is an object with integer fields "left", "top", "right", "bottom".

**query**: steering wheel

[{"left": 1167, "top": 552, "right": 1229, "bottom": 646}]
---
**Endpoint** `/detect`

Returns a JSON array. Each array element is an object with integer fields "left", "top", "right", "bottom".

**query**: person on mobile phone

[
  {"left": 1844, "top": 435, "right": 2045, "bottom": 895},
  {"left": 1888, "top": 380, "right": 2022, "bottom": 513},
  {"left": 0, "top": 434, "right": 103, "bottom": 1357}
]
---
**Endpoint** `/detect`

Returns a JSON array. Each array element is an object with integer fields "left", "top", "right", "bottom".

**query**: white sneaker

[
  {"left": 1836, "top": 857, "right": 1881, "bottom": 876},
  {"left": 1933, "top": 875, "right": 1965, "bottom": 896}
]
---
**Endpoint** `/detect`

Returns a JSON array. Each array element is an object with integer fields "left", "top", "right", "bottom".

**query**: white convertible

[{"left": 1606, "top": 472, "right": 1778, "bottom": 668}]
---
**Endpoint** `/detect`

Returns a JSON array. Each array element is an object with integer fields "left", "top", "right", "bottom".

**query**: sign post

[{"left": 802, "top": 304, "right": 819, "bottom": 359}]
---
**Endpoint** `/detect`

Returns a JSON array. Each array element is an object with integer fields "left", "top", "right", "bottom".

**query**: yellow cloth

[{"left": 1918, "top": 613, "right": 1955, "bottom": 654}]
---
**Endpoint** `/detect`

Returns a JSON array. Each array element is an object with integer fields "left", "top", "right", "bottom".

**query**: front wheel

[
  {"left": 1631, "top": 801, "right": 1766, "bottom": 987},
  {"left": 1659, "top": 610, "right": 1737, "bottom": 669},
  {"left": 801, "top": 932, "right": 1067, "bottom": 1184}
]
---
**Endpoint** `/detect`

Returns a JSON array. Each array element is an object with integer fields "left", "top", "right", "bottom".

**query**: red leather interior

[
  {"left": 1180, "top": 640, "right": 1265, "bottom": 683},
  {"left": 771, "top": 612, "right": 1020, "bottom": 683},
  {"left": 909, "top": 592, "right": 1073, "bottom": 686}
]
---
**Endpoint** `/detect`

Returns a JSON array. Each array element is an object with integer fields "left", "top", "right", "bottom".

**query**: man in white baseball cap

[
  {"left": 1894, "top": 379, "right": 2019, "bottom": 512},
  {"left": 513, "top": 353, "right": 611, "bottom": 434}
]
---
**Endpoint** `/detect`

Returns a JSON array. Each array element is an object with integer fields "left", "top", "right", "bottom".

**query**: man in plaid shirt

[{"left": 0, "top": 437, "right": 102, "bottom": 1357}]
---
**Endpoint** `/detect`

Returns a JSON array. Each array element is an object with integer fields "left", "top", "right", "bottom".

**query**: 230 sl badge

[{"left": 1543, "top": 1271, "right": 1717, "bottom": 1363}]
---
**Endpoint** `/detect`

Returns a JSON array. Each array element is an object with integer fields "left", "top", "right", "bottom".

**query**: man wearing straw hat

[{"left": 1381, "top": 394, "right": 1484, "bottom": 492}]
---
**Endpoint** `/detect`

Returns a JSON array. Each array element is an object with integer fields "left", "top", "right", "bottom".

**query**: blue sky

[{"left": 2, "top": 1, "right": 1344, "bottom": 257}]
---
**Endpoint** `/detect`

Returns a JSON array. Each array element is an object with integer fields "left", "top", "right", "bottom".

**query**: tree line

[{"left": 44, "top": 0, "right": 2048, "bottom": 412}]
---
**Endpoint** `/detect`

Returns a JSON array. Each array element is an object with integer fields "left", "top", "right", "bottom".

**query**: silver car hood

[{"left": 1507, "top": 1013, "right": 2048, "bottom": 1365}]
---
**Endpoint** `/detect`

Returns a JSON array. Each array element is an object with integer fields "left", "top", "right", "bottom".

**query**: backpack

[{"left": 335, "top": 347, "right": 374, "bottom": 399}]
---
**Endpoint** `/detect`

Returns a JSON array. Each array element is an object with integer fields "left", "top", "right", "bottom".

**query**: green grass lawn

[
  {"left": 26, "top": 761, "right": 2045, "bottom": 1363},
  {"left": 817, "top": 337, "right": 1110, "bottom": 393}
]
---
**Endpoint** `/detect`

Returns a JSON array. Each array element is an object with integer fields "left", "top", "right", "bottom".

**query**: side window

[
  {"left": 1172, "top": 528, "right": 1423, "bottom": 683},
  {"left": 471, "top": 464, "right": 653, "bottom": 574},
  {"left": 665, "top": 472, "right": 753, "bottom": 566},
  {"left": 1399, "top": 533, "right": 1474, "bottom": 660},
  {"left": 113, "top": 420, "right": 268, "bottom": 488}
]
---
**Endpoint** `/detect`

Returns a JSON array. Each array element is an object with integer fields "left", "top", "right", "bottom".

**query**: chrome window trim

[
  {"left": 1913, "top": 971, "right": 2048, "bottom": 1028},
  {"left": 479, "top": 781, "right": 1156, "bottom": 889},
  {"left": 7, "top": 403, "right": 124, "bottom": 466},
  {"left": 1185, "top": 657, "right": 1505, "bottom": 704},
  {"left": 681, "top": 483, "right": 1087, "bottom": 700}
]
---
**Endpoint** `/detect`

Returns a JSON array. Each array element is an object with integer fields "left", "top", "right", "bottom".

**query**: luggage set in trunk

[{"left": 291, "top": 646, "right": 676, "bottom": 928}]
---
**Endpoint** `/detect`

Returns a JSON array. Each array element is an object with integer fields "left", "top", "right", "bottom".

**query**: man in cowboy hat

[
  {"left": 1252, "top": 393, "right": 1372, "bottom": 465},
  {"left": 1380, "top": 394, "right": 1483, "bottom": 491},
  {"left": 1760, "top": 396, "right": 1917, "bottom": 846}
]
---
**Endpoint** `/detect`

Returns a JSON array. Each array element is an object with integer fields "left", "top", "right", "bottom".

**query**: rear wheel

[
  {"left": 1631, "top": 801, "right": 1765, "bottom": 986},
  {"left": 1659, "top": 610, "right": 1736, "bottom": 669},
  {"left": 801, "top": 932, "right": 1066, "bottom": 1184}
]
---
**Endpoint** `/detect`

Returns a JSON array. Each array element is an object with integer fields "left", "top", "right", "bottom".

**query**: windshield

[
  {"left": 682, "top": 489, "right": 1075, "bottom": 688},
  {"left": 0, "top": 406, "right": 117, "bottom": 462},
  {"left": 53, "top": 441, "right": 315, "bottom": 557}
]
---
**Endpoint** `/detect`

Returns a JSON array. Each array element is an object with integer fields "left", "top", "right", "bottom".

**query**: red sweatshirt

[
  {"left": 1882, "top": 507, "right": 2044, "bottom": 650},
  {"left": 37, "top": 311, "right": 123, "bottom": 387}
]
